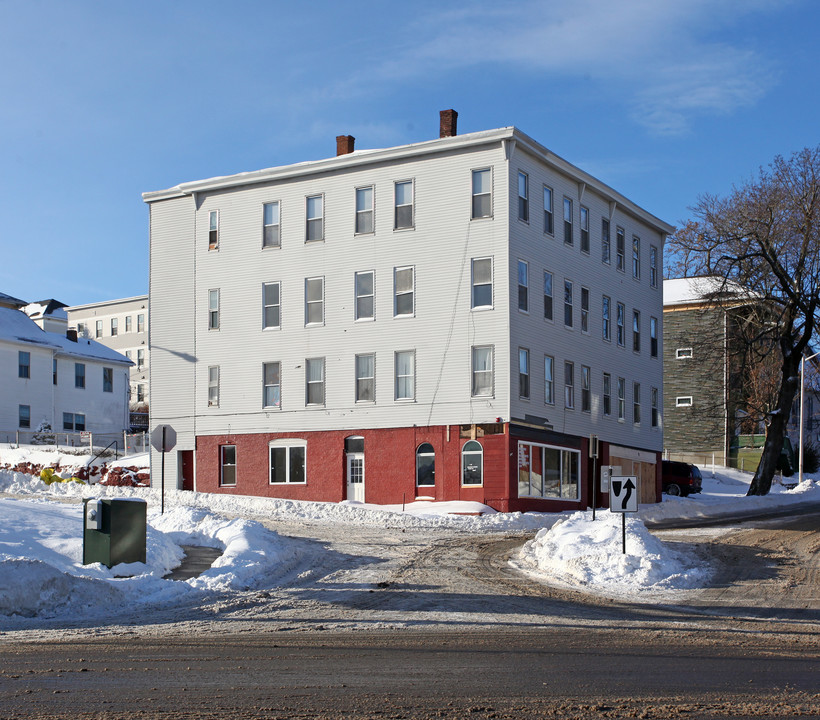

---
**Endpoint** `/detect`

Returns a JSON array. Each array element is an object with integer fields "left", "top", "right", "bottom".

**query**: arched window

[
  {"left": 416, "top": 443, "right": 435, "bottom": 487},
  {"left": 461, "top": 440, "right": 483, "bottom": 486}
]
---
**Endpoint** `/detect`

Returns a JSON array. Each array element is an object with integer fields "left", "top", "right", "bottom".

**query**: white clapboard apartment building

[{"left": 144, "top": 110, "right": 672, "bottom": 512}]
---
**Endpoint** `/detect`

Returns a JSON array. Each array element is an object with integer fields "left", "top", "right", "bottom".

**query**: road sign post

[
  {"left": 151, "top": 425, "right": 177, "bottom": 514},
  {"left": 609, "top": 475, "right": 638, "bottom": 554}
]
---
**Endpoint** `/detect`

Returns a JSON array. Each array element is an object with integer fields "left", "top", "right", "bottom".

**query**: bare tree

[{"left": 668, "top": 147, "right": 820, "bottom": 495}]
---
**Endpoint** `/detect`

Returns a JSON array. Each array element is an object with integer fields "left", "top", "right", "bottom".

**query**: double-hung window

[
  {"left": 471, "top": 169, "right": 491, "bottom": 219},
  {"left": 111, "top": 318, "right": 118, "bottom": 336},
  {"left": 581, "top": 287, "right": 589, "bottom": 333},
  {"left": 208, "top": 366, "right": 219, "bottom": 407},
  {"left": 650, "top": 316, "right": 658, "bottom": 357},
  {"left": 263, "top": 201, "right": 281, "bottom": 248},
  {"left": 602, "top": 295, "right": 611, "bottom": 341},
  {"left": 305, "top": 357, "right": 325, "bottom": 406},
  {"left": 394, "top": 266, "right": 415, "bottom": 317},
  {"left": 580, "top": 205, "right": 589, "bottom": 253},
  {"left": 270, "top": 441, "right": 306, "bottom": 484},
  {"left": 355, "top": 186, "right": 374, "bottom": 234},
  {"left": 651, "top": 387, "right": 659, "bottom": 427},
  {"left": 564, "top": 362, "right": 574, "bottom": 409},
  {"left": 517, "top": 261, "right": 528, "bottom": 312},
  {"left": 208, "top": 289, "right": 220, "bottom": 330},
  {"left": 544, "top": 355, "right": 554, "bottom": 404},
  {"left": 19, "top": 405, "right": 30, "bottom": 428},
  {"left": 518, "top": 171, "right": 528, "bottom": 222},
  {"left": 96, "top": 320, "right": 103, "bottom": 338},
  {"left": 18, "top": 351, "right": 30, "bottom": 379},
  {"left": 306, "top": 194, "right": 323, "bottom": 242},
  {"left": 355, "top": 271, "right": 375, "bottom": 320},
  {"left": 263, "top": 362, "right": 281, "bottom": 408},
  {"left": 581, "top": 365, "right": 591, "bottom": 412},
  {"left": 563, "top": 197, "right": 573, "bottom": 245},
  {"left": 63, "top": 412, "right": 85, "bottom": 431},
  {"left": 263, "top": 282, "right": 281, "bottom": 329},
  {"left": 564, "top": 280, "right": 573, "bottom": 328},
  {"left": 305, "top": 277, "right": 324, "bottom": 325},
  {"left": 137, "top": 313, "right": 145, "bottom": 333},
  {"left": 137, "top": 348, "right": 145, "bottom": 370},
  {"left": 103, "top": 367, "right": 113, "bottom": 393},
  {"left": 471, "top": 346, "right": 493, "bottom": 397},
  {"left": 544, "top": 186, "right": 554, "bottom": 234},
  {"left": 220, "top": 445, "right": 236, "bottom": 486},
  {"left": 603, "top": 373, "right": 612, "bottom": 416},
  {"left": 394, "top": 180, "right": 414, "bottom": 229},
  {"left": 356, "top": 353, "right": 375, "bottom": 402},
  {"left": 616, "top": 227, "right": 625, "bottom": 271},
  {"left": 617, "top": 377, "right": 626, "bottom": 420},
  {"left": 616, "top": 302, "right": 625, "bottom": 347},
  {"left": 633, "top": 382, "right": 641, "bottom": 424},
  {"left": 471, "top": 258, "right": 492, "bottom": 309},
  {"left": 395, "top": 350, "right": 415, "bottom": 400},
  {"left": 75, "top": 362, "right": 85, "bottom": 389},
  {"left": 632, "top": 236, "right": 641, "bottom": 279},
  {"left": 208, "top": 210, "right": 219, "bottom": 249},
  {"left": 650, "top": 245, "right": 658, "bottom": 287},
  {"left": 602, "top": 217, "right": 611, "bottom": 264},
  {"left": 543, "top": 271, "right": 553, "bottom": 321},
  {"left": 519, "top": 348, "right": 530, "bottom": 399},
  {"left": 633, "top": 310, "right": 641, "bottom": 352},
  {"left": 125, "top": 316, "right": 132, "bottom": 333}
]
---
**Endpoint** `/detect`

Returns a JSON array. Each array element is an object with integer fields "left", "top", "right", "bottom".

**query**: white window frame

[
  {"left": 471, "top": 257, "right": 493, "bottom": 310},
  {"left": 208, "top": 209, "right": 219, "bottom": 249},
  {"left": 219, "top": 444, "right": 236, "bottom": 487},
  {"left": 305, "top": 276, "right": 325, "bottom": 326},
  {"left": 394, "top": 180, "right": 414, "bottom": 230},
  {"left": 355, "top": 270, "right": 375, "bottom": 321},
  {"left": 580, "top": 205, "right": 589, "bottom": 254},
  {"left": 471, "top": 345, "right": 494, "bottom": 397},
  {"left": 544, "top": 355, "right": 554, "bottom": 405},
  {"left": 518, "top": 171, "right": 529, "bottom": 222},
  {"left": 518, "top": 260, "right": 528, "bottom": 313},
  {"left": 676, "top": 396, "right": 693, "bottom": 407},
  {"left": 355, "top": 186, "right": 374, "bottom": 235},
  {"left": 95, "top": 320, "right": 103, "bottom": 338},
  {"left": 208, "top": 289, "right": 220, "bottom": 330},
  {"left": 355, "top": 353, "right": 375, "bottom": 403},
  {"left": 581, "top": 287, "right": 589, "bottom": 333},
  {"left": 632, "top": 235, "right": 641, "bottom": 279},
  {"left": 394, "top": 266, "right": 415, "bottom": 317},
  {"left": 461, "top": 440, "right": 483, "bottom": 486},
  {"left": 517, "top": 441, "right": 580, "bottom": 501},
  {"left": 617, "top": 302, "right": 625, "bottom": 347},
  {"left": 564, "top": 280, "right": 573, "bottom": 328},
  {"left": 616, "top": 227, "right": 626, "bottom": 272},
  {"left": 650, "top": 316, "right": 658, "bottom": 357},
  {"left": 305, "top": 194, "right": 324, "bottom": 243},
  {"left": 602, "top": 217, "right": 611, "bottom": 264},
  {"left": 263, "top": 201, "right": 281, "bottom": 249},
  {"left": 263, "top": 361, "right": 281, "bottom": 408},
  {"left": 544, "top": 185, "right": 554, "bottom": 235},
  {"left": 633, "top": 310, "right": 641, "bottom": 353},
  {"left": 519, "top": 347, "right": 530, "bottom": 400},
  {"left": 110, "top": 318, "right": 118, "bottom": 336},
  {"left": 676, "top": 347, "right": 693, "bottom": 359},
  {"left": 269, "top": 440, "right": 307, "bottom": 484},
  {"left": 543, "top": 271, "right": 553, "bottom": 321},
  {"left": 602, "top": 295, "right": 611, "bottom": 341},
  {"left": 137, "top": 348, "right": 145, "bottom": 370},
  {"left": 650, "top": 245, "right": 658, "bottom": 287},
  {"left": 564, "top": 361, "right": 574, "bottom": 409},
  {"left": 18, "top": 351, "right": 30, "bottom": 379},
  {"left": 617, "top": 377, "right": 625, "bottom": 420},
  {"left": 633, "top": 381, "right": 641, "bottom": 424},
  {"left": 208, "top": 365, "right": 220, "bottom": 407},
  {"left": 263, "top": 281, "right": 281, "bottom": 330},
  {"left": 75, "top": 362, "right": 85, "bottom": 389},
  {"left": 651, "top": 386, "right": 660, "bottom": 427},
  {"left": 471, "top": 168, "right": 492, "bottom": 219},
  {"left": 603, "top": 373, "right": 612, "bottom": 416},
  {"left": 581, "top": 365, "right": 591, "bottom": 413},
  {"left": 305, "top": 357, "right": 325, "bottom": 406},
  {"left": 563, "top": 197, "right": 573, "bottom": 245},
  {"left": 137, "top": 313, "right": 145, "bottom": 333},
  {"left": 125, "top": 315, "right": 132, "bottom": 333},
  {"left": 395, "top": 350, "right": 415, "bottom": 401}
]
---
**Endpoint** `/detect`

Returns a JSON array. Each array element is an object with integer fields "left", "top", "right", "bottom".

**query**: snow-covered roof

[
  {"left": 0, "top": 307, "right": 131, "bottom": 365},
  {"left": 663, "top": 276, "right": 756, "bottom": 307},
  {"left": 0, "top": 291, "right": 27, "bottom": 309},
  {"left": 23, "top": 299, "right": 68, "bottom": 320}
]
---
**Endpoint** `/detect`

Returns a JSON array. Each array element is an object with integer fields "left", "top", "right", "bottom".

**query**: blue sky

[{"left": 1, "top": 0, "right": 817, "bottom": 306}]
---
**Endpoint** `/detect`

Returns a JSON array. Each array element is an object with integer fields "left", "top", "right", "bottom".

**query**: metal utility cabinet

[{"left": 82, "top": 498, "right": 147, "bottom": 567}]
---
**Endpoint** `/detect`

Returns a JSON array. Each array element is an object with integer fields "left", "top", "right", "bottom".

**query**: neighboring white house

[
  {"left": 144, "top": 110, "right": 672, "bottom": 510},
  {"left": 0, "top": 304, "right": 132, "bottom": 445},
  {"left": 65, "top": 295, "right": 149, "bottom": 428}
]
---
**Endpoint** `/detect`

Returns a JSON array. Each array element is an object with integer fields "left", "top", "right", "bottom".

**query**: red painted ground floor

[{"left": 193, "top": 422, "right": 661, "bottom": 513}]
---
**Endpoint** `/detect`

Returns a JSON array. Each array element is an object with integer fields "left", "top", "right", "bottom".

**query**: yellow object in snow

[{"left": 39, "top": 467, "right": 85, "bottom": 485}]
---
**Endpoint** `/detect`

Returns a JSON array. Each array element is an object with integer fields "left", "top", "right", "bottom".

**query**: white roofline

[{"left": 65, "top": 294, "right": 148, "bottom": 312}]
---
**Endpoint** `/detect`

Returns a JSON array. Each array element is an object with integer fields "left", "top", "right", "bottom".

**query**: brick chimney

[
  {"left": 336, "top": 135, "right": 355, "bottom": 156},
  {"left": 440, "top": 109, "right": 458, "bottom": 138},
  {"left": 66, "top": 328, "right": 78, "bottom": 342}
]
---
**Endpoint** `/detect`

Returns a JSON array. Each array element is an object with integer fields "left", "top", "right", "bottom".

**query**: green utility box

[{"left": 82, "top": 498, "right": 147, "bottom": 567}]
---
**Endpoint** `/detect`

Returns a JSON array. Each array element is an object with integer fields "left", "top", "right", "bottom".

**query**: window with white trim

[
  {"left": 517, "top": 441, "right": 580, "bottom": 500},
  {"left": 125, "top": 316, "right": 132, "bottom": 333},
  {"left": 103, "top": 367, "right": 113, "bottom": 393},
  {"left": 603, "top": 373, "right": 612, "bottom": 416},
  {"left": 394, "top": 266, "right": 415, "bottom": 317},
  {"left": 518, "top": 260, "right": 528, "bottom": 312},
  {"left": 95, "top": 320, "right": 103, "bottom": 338},
  {"left": 617, "top": 377, "right": 625, "bottom": 420},
  {"left": 633, "top": 310, "right": 641, "bottom": 352},
  {"left": 616, "top": 302, "right": 625, "bottom": 347},
  {"left": 564, "top": 280, "right": 573, "bottom": 328},
  {"left": 18, "top": 351, "right": 30, "bottom": 379},
  {"left": 633, "top": 381, "right": 641, "bottom": 424},
  {"left": 518, "top": 171, "right": 529, "bottom": 222},
  {"left": 580, "top": 205, "right": 589, "bottom": 254},
  {"left": 208, "top": 366, "right": 219, "bottom": 407},
  {"left": 137, "top": 349, "right": 145, "bottom": 370},
  {"left": 650, "top": 245, "right": 658, "bottom": 287},
  {"left": 563, "top": 197, "right": 573, "bottom": 245},
  {"left": 263, "top": 201, "right": 281, "bottom": 248},
  {"left": 208, "top": 210, "right": 219, "bottom": 249},
  {"left": 461, "top": 440, "right": 483, "bottom": 486},
  {"left": 676, "top": 396, "right": 693, "bottom": 407},
  {"left": 356, "top": 353, "right": 375, "bottom": 402},
  {"left": 19, "top": 405, "right": 30, "bottom": 429},
  {"left": 651, "top": 386, "right": 660, "bottom": 427},
  {"left": 632, "top": 235, "right": 641, "bottom": 279},
  {"left": 220, "top": 445, "right": 236, "bottom": 487},
  {"left": 602, "top": 217, "right": 611, "bottom": 264},
  {"left": 208, "top": 289, "right": 220, "bottom": 330},
  {"left": 395, "top": 350, "right": 415, "bottom": 400},
  {"left": 263, "top": 362, "right": 281, "bottom": 408},
  {"left": 305, "top": 357, "right": 325, "bottom": 406},
  {"left": 306, "top": 194, "right": 323, "bottom": 242},
  {"left": 581, "top": 365, "right": 591, "bottom": 412},
  {"left": 676, "top": 347, "right": 693, "bottom": 359},
  {"left": 519, "top": 348, "right": 530, "bottom": 399},
  {"left": 650, "top": 316, "right": 658, "bottom": 357},
  {"left": 355, "top": 271, "right": 375, "bottom": 320},
  {"left": 543, "top": 271, "right": 553, "bottom": 321},
  {"left": 269, "top": 440, "right": 306, "bottom": 484},
  {"left": 305, "top": 277, "right": 324, "bottom": 326},
  {"left": 564, "top": 361, "right": 574, "bottom": 409},
  {"left": 544, "top": 355, "right": 554, "bottom": 405},
  {"left": 62, "top": 412, "right": 85, "bottom": 431},
  {"left": 544, "top": 185, "right": 554, "bottom": 234},
  {"left": 602, "top": 295, "right": 611, "bottom": 341},
  {"left": 263, "top": 282, "right": 281, "bottom": 329},
  {"left": 616, "top": 227, "right": 625, "bottom": 271},
  {"left": 471, "top": 258, "right": 492, "bottom": 309},
  {"left": 75, "top": 362, "right": 85, "bottom": 389},
  {"left": 111, "top": 318, "right": 118, "bottom": 336},
  {"left": 394, "top": 180, "right": 414, "bottom": 229},
  {"left": 581, "top": 287, "right": 589, "bottom": 333},
  {"left": 471, "top": 169, "right": 491, "bottom": 219},
  {"left": 355, "top": 186, "right": 374, "bottom": 234},
  {"left": 137, "top": 313, "right": 145, "bottom": 333},
  {"left": 416, "top": 443, "right": 435, "bottom": 487},
  {"left": 471, "top": 345, "right": 493, "bottom": 397}
]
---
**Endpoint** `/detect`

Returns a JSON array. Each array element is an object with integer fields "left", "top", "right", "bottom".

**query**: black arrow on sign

[{"left": 621, "top": 478, "right": 635, "bottom": 509}]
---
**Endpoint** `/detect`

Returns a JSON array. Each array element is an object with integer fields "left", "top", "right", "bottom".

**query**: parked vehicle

[{"left": 662, "top": 460, "right": 703, "bottom": 497}]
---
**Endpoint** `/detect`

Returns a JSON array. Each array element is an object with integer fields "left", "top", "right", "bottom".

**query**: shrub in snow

[{"left": 31, "top": 420, "right": 55, "bottom": 446}]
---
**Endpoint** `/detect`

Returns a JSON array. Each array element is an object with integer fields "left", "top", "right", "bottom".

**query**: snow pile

[{"left": 516, "top": 511, "right": 712, "bottom": 596}]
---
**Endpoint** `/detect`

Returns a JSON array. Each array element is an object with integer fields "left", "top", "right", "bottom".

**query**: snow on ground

[{"left": 1, "top": 443, "right": 819, "bottom": 624}]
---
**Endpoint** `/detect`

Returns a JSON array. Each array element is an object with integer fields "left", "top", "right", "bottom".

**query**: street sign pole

[
  {"left": 161, "top": 426, "right": 166, "bottom": 515},
  {"left": 609, "top": 475, "right": 638, "bottom": 555},
  {"left": 151, "top": 425, "right": 177, "bottom": 516}
]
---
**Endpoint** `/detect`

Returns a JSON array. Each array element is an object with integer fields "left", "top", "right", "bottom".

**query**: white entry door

[{"left": 346, "top": 453, "right": 365, "bottom": 502}]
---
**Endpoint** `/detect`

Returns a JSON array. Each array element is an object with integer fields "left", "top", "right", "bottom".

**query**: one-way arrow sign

[{"left": 609, "top": 475, "right": 638, "bottom": 513}]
